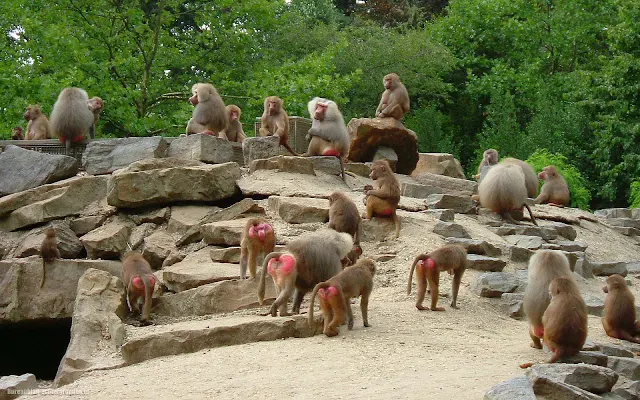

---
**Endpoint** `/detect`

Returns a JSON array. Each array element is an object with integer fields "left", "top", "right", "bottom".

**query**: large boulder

[
  {"left": 82, "top": 137, "right": 169, "bottom": 175},
  {"left": 268, "top": 196, "right": 329, "bottom": 224},
  {"left": 106, "top": 160, "right": 241, "bottom": 208},
  {"left": 0, "top": 145, "right": 79, "bottom": 196},
  {"left": 411, "top": 172, "right": 478, "bottom": 196},
  {"left": 411, "top": 153, "right": 465, "bottom": 179},
  {"left": 161, "top": 248, "right": 239, "bottom": 292},
  {"left": 242, "top": 136, "right": 282, "bottom": 165},
  {"left": 347, "top": 118, "right": 419, "bottom": 175},
  {"left": 80, "top": 220, "right": 132, "bottom": 260},
  {"left": 167, "top": 134, "right": 233, "bottom": 164}
]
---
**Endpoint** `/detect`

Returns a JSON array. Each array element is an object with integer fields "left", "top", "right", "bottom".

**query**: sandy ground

[{"left": 29, "top": 208, "right": 640, "bottom": 400}]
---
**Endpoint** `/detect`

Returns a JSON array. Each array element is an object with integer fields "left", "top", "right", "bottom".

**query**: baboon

[
  {"left": 11, "top": 126, "right": 24, "bottom": 140},
  {"left": 87, "top": 96, "right": 103, "bottom": 139},
  {"left": 341, "top": 244, "right": 362, "bottom": 268},
  {"left": 474, "top": 148, "right": 499, "bottom": 180},
  {"left": 40, "top": 227, "right": 60, "bottom": 288},
  {"left": 259, "top": 96, "right": 299, "bottom": 156},
  {"left": 257, "top": 229, "right": 353, "bottom": 317},
  {"left": 122, "top": 251, "right": 156, "bottom": 322},
  {"left": 535, "top": 165, "right": 570, "bottom": 207},
  {"left": 375, "top": 73, "right": 410, "bottom": 120},
  {"left": 501, "top": 157, "right": 538, "bottom": 198},
  {"left": 24, "top": 105, "right": 52, "bottom": 140},
  {"left": 239, "top": 218, "right": 275, "bottom": 280},
  {"left": 407, "top": 244, "right": 467, "bottom": 311},
  {"left": 478, "top": 163, "right": 538, "bottom": 225},
  {"left": 186, "top": 83, "right": 228, "bottom": 136},
  {"left": 328, "top": 191, "right": 361, "bottom": 245},
  {"left": 522, "top": 250, "right": 573, "bottom": 349},
  {"left": 308, "top": 258, "right": 376, "bottom": 337},
  {"left": 602, "top": 274, "right": 640, "bottom": 343},
  {"left": 362, "top": 160, "right": 401, "bottom": 239},
  {"left": 219, "top": 105, "right": 246, "bottom": 143},
  {"left": 49, "top": 88, "right": 94, "bottom": 154}
]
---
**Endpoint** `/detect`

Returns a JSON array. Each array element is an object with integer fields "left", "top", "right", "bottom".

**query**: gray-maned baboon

[{"left": 186, "top": 83, "right": 228, "bottom": 136}]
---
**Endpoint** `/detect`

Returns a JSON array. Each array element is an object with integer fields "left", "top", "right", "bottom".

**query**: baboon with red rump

[
  {"left": 259, "top": 96, "right": 299, "bottom": 156},
  {"left": 40, "top": 227, "right": 60, "bottom": 288},
  {"left": 376, "top": 73, "right": 410, "bottom": 120},
  {"left": 50, "top": 88, "right": 94, "bottom": 154},
  {"left": 257, "top": 229, "right": 353, "bottom": 317},
  {"left": 520, "top": 276, "right": 587, "bottom": 368},
  {"left": 407, "top": 244, "right": 467, "bottom": 311},
  {"left": 239, "top": 218, "right": 275, "bottom": 280},
  {"left": 602, "top": 274, "right": 640, "bottom": 343},
  {"left": 24, "top": 104, "right": 52, "bottom": 140},
  {"left": 535, "top": 165, "right": 570, "bottom": 207},
  {"left": 186, "top": 83, "right": 228, "bottom": 136},
  {"left": 308, "top": 257, "right": 376, "bottom": 337},
  {"left": 219, "top": 105, "right": 247, "bottom": 143},
  {"left": 122, "top": 251, "right": 156, "bottom": 323},
  {"left": 362, "top": 160, "right": 401, "bottom": 239}
]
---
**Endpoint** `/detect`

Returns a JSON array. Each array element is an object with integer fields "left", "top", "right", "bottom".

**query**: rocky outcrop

[
  {"left": 411, "top": 153, "right": 465, "bottom": 179},
  {"left": 167, "top": 134, "right": 233, "bottom": 164},
  {"left": 82, "top": 137, "right": 169, "bottom": 175}
]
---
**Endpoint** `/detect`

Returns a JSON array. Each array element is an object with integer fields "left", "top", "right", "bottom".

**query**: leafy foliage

[{"left": 630, "top": 179, "right": 640, "bottom": 209}]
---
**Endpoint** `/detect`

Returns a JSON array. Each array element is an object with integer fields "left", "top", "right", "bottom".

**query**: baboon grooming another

[
  {"left": 259, "top": 96, "right": 299, "bottom": 156},
  {"left": 24, "top": 105, "right": 52, "bottom": 140},
  {"left": 308, "top": 258, "right": 376, "bottom": 337},
  {"left": 362, "top": 160, "right": 401, "bottom": 239},
  {"left": 258, "top": 229, "right": 353, "bottom": 317},
  {"left": 239, "top": 218, "right": 275, "bottom": 280},
  {"left": 305, "top": 98, "right": 351, "bottom": 180},
  {"left": 520, "top": 277, "right": 587, "bottom": 368},
  {"left": 219, "top": 105, "right": 246, "bottom": 143},
  {"left": 407, "top": 244, "right": 467, "bottom": 311},
  {"left": 122, "top": 251, "right": 156, "bottom": 323},
  {"left": 522, "top": 250, "right": 573, "bottom": 349},
  {"left": 478, "top": 163, "right": 538, "bottom": 225},
  {"left": 602, "top": 274, "right": 640, "bottom": 343},
  {"left": 535, "top": 165, "right": 570, "bottom": 207},
  {"left": 49, "top": 88, "right": 94, "bottom": 154},
  {"left": 40, "top": 227, "right": 60, "bottom": 288},
  {"left": 375, "top": 73, "right": 410, "bottom": 120},
  {"left": 186, "top": 83, "right": 228, "bottom": 136}
]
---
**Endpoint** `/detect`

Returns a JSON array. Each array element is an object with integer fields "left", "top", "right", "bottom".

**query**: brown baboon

[
  {"left": 11, "top": 126, "right": 24, "bottom": 140},
  {"left": 219, "top": 105, "right": 247, "bottom": 143},
  {"left": 122, "top": 251, "right": 156, "bottom": 323},
  {"left": 258, "top": 96, "right": 299, "bottom": 156},
  {"left": 362, "top": 160, "right": 401, "bottom": 239},
  {"left": 375, "top": 73, "right": 410, "bottom": 120},
  {"left": 185, "top": 83, "right": 228, "bottom": 136},
  {"left": 50, "top": 88, "right": 94, "bottom": 154},
  {"left": 328, "top": 191, "right": 361, "bottom": 245},
  {"left": 602, "top": 274, "right": 640, "bottom": 343},
  {"left": 308, "top": 258, "right": 376, "bottom": 337},
  {"left": 257, "top": 229, "right": 353, "bottom": 317},
  {"left": 24, "top": 105, "right": 52, "bottom": 140},
  {"left": 407, "top": 244, "right": 468, "bottom": 311},
  {"left": 239, "top": 218, "right": 275, "bottom": 280},
  {"left": 40, "top": 227, "right": 60, "bottom": 288},
  {"left": 535, "top": 165, "right": 570, "bottom": 207},
  {"left": 87, "top": 96, "right": 103, "bottom": 139}
]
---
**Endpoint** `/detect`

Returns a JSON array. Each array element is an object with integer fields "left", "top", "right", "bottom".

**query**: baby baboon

[
  {"left": 40, "top": 227, "right": 60, "bottom": 288},
  {"left": 259, "top": 96, "right": 299, "bottom": 156},
  {"left": 122, "top": 251, "right": 156, "bottom": 323}
]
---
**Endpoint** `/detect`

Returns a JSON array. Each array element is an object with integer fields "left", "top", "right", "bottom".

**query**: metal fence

[
  {"left": 0, "top": 139, "right": 86, "bottom": 164},
  {"left": 253, "top": 116, "right": 311, "bottom": 154}
]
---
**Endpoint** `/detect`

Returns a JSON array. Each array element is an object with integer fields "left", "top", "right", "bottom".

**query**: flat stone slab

[
  {"left": 268, "top": 196, "right": 329, "bottom": 224},
  {"left": 433, "top": 221, "right": 470, "bottom": 238},
  {"left": 166, "top": 134, "right": 233, "bottom": 164},
  {"left": 83, "top": 136, "right": 169, "bottom": 175},
  {"left": 162, "top": 248, "right": 239, "bottom": 292},
  {"left": 595, "top": 208, "right": 632, "bottom": 219},
  {"left": 483, "top": 376, "right": 535, "bottom": 400},
  {"left": 445, "top": 238, "right": 501, "bottom": 256},
  {"left": 411, "top": 172, "right": 477, "bottom": 196},
  {"left": 201, "top": 217, "right": 251, "bottom": 246},
  {"left": 0, "top": 373, "right": 37, "bottom": 399},
  {"left": 467, "top": 254, "right": 507, "bottom": 272},
  {"left": 607, "top": 356, "right": 640, "bottom": 380},
  {"left": 504, "top": 235, "right": 544, "bottom": 250},
  {"left": 400, "top": 182, "right": 442, "bottom": 199},
  {"left": 525, "top": 363, "right": 618, "bottom": 394},
  {"left": 426, "top": 193, "right": 474, "bottom": 214},
  {"left": 473, "top": 272, "right": 518, "bottom": 297},
  {"left": 591, "top": 261, "right": 628, "bottom": 277},
  {"left": 121, "top": 315, "right": 322, "bottom": 365}
]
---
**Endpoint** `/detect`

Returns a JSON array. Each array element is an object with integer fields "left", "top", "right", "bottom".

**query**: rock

[
  {"left": 69, "top": 215, "right": 108, "bottom": 236},
  {"left": 309, "top": 156, "right": 343, "bottom": 176},
  {"left": 591, "top": 262, "right": 628, "bottom": 277},
  {"left": 425, "top": 193, "right": 474, "bottom": 214},
  {"left": 473, "top": 272, "right": 518, "bottom": 298},
  {"left": 249, "top": 155, "right": 315, "bottom": 175},
  {"left": 210, "top": 246, "right": 241, "bottom": 263},
  {"left": 411, "top": 152, "right": 465, "bottom": 179},
  {"left": 372, "top": 146, "right": 399, "bottom": 171},
  {"left": 372, "top": 253, "right": 397, "bottom": 262},
  {"left": 201, "top": 217, "right": 258, "bottom": 246},
  {"left": 161, "top": 250, "right": 185, "bottom": 268},
  {"left": 613, "top": 380, "right": 640, "bottom": 399},
  {"left": 0, "top": 374, "right": 37, "bottom": 399},
  {"left": 14, "top": 224, "right": 83, "bottom": 259},
  {"left": 584, "top": 295, "right": 604, "bottom": 317},
  {"left": 551, "top": 222, "right": 578, "bottom": 241},
  {"left": 545, "top": 241, "right": 589, "bottom": 253},
  {"left": 607, "top": 218, "right": 640, "bottom": 228},
  {"left": 346, "top": 117, "right": 419, "bottom": 175},
  {"left": 400, "top": 182, "right": 442, "bottom": 199},
  {"left": 242, "top": 136, "right": 282, "bottom": 165},
  {"left": 162, "top": 248, "right": 239, "bottom": 292},
  {"left": 632, "top": 208, "right": 640, "bottom": 219},
  {"left": 167, "top": 205, "right": 212, "bottom": 236},
  {"left": 166, "top": 134, "right": 233, "bottom": 164},
  {"left": 126, "top": 207, "right": 170, "bottom": 225},
  {"left": 412, "top": 172, "right": 477, "bottom": 196},
  {"left": 561, "top": 351, "right": 609, "bottom": 367},
  {"left": 444, "top": 238, "right": 501, "bottom": 256},
  {"left": 596, "top": 343, "right": 636, "bottom": 358},
  {"left": 575, "top": 256, "right": 594, "bottom": 279},
  {"left": 121, "top": 315, "right": 322, "bottom": 365},
  {"left": 344, "top": 162, "right": 370, "bottom": 177},
  {"left": 433, "top": 221, "right": 470, "bottom": 238},
  {"left": 268, "top": 196, "right": 329, "bottom": 224},
  {"left": 154, "top": 278, "right": 277, "bottom": 317},
  {"left": 422, "top": 209, "right": 455, "bottom": 221},
  {"left": 501, "top": 293, "right": 524, "bottom": 319},
  {"left": 607, "top": 356, "right": 640, "bottom": 380},
  {"left": 107, "top": 160, "right": 240, "bottom": 208},
  {"left": 483, "top": 376, "right": 536, "bottom": 400},
  {"left": 128, "top": 223, "right": 157, "bottom": 249},
  {"left": 82, "top": 137, "right": 169, "bottom": 175},
  {"left": 595, "top": 209, "right": 632, "bottom": 219},
  {"left": 54, "top": 268, "right": 125, "bottom": 387},
  {"left": 509, "top": 246, "right": 534, "bottom": 263},
  {"left": 0, "top": 257, "right": 120, "bottom": 322},
  {"left": 0, "top": 176, "right": 109, "bottom": 231},
  {"left": 525, "top": 363, "right": 618, "bottom": 394},
  {"left": 626, "top": 262, "right": 640, "bottom": 275},
  {"left": 80, "top": 220, "right": 132, "bottom": 260},
  {"left": 142, "top": 231, "right": 178, "bottom": 269},
  {"left": 467, "top": 254, "right": 507, "bottom": 272},
  {"left": 528, "top": 376, "right": 602, "bottom": 399},
  {"left": 504, "top": 235, "right": 544, "bottom": 250},
  {"left": 0, "top": 145, "right": 79, "bottom": 196}
]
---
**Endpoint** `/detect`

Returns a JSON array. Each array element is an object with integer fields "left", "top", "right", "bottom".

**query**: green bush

[
  {"left": 630, "top": 179, "right": 640, "bottom": 208},
  {"left": 526, "top": 149, "right": 591, "bottom": 210}
]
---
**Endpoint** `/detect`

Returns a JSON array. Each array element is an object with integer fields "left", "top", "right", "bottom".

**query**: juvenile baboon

[
  {"left": 24, "top": 105, "right": 52, "bottom": 140},
  {"left": 474, "top": 149, "right": 499, "bottom": 180},
  {"left": 602, "top": 274, "right": 640, "bottom": 343},
  {"left": 375, "top": 73, "right": 410, "bottom": 120},
  {"left": 259, "top": 96, "right": 299, "bottom": 156},
  {"left": 341, "top": 244, "right": 362, "bottom": 268},
  {"left": 362, "top": 160, "right": 401, "bottom": 239},
  {"left": 185, "top": 83, "right": 228, "bottom": 136},
  {"left": 87, "top": 96, "right": 103, "bottom": 139},
  {"left": 122, "top": 251, "right": 156, "bottom": 323},
  {"left": 50, "top": 88, "right": 94, "bottom": 154},
  {"left": 219, "top": 105, "right": 246, "bottom": 143},
  {"left": 522, "top": 250, "right": 573, "bottom": 349},
  {"left": 520, "top": 277, "right": 587, "bottom": 368},
  {"left": 478, "top": 163, "right": 538, "bottom": 225},
  {"left": 239, "top": 218, "right": 275, "bottom": 280},
  {"left": 535, "top": 165, "right": 570, "bottom": 207},
  {"left": 11, "top": 126, "right": 24, "bottom": 140},
  {"left": 308, "top": 258, "right": 376, "bottom": 337},
  {"left": 328, "top": 191, "right": 361, "bottom": 245},
  {"left": 501, "top": 157, "right": 538, "bottom": 198},
  {"left": 257, "top": 229, "right": 353, "bottom": 317},
  {"left": 40, "top": 227, "right": 60, "bottom": 288},
  {"left": 407, "top": 244, "right": 467, "bottom": 311}
]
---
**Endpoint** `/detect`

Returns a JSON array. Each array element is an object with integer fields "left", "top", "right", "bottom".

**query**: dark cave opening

[{"left": 0, "top": 318, "right": 71, "bottom": 380}]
